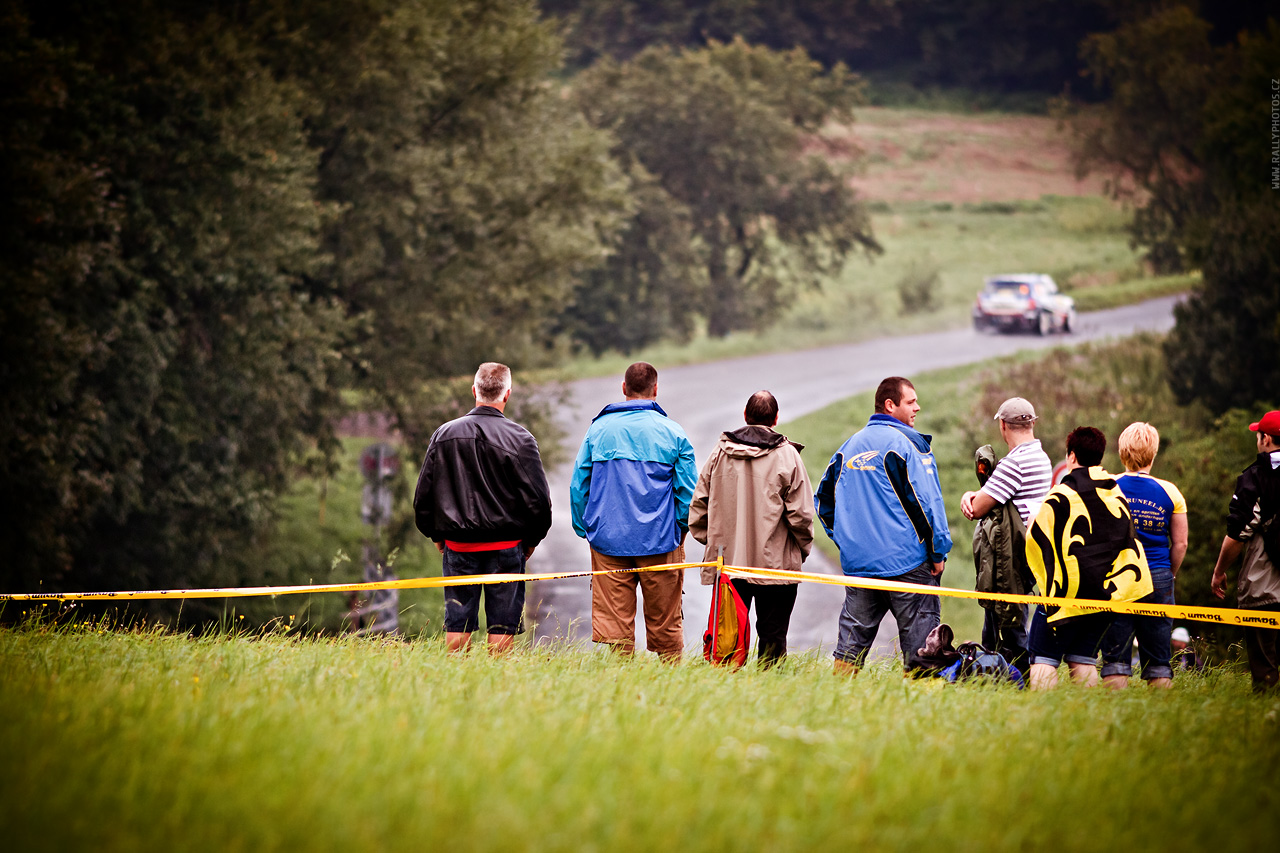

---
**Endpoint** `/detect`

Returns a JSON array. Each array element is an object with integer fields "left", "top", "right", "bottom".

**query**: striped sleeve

[
  {"left": 980, "top": 442, "right": 1053, "bottom": 524},
  {"left": 980, "top": 456, "right": 1023, "bottom": 505}
]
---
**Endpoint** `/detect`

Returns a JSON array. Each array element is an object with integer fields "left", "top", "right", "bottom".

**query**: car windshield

[{"left": 987, "top": 281, "right": 1031, "bottom": 296}]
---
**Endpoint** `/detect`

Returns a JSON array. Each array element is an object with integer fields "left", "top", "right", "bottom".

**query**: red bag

[{"left": 703, "top": 573, "right": 750, "bottom": 667}]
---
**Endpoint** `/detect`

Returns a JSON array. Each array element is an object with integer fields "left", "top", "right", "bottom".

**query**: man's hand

[
  {"left": 1209, "top": 536, "right": 1243, "bottom": 601},
  {"left": 961, "top": 489, "right": 997, "bottom": 521},
  {"left": 931, "top": 560, "right": 945, "bottom": 577},
  {"left": 1211, "top": 567, "right": 1227, "bottom": 600},
  {"left": 523, "top": 545, "right": 536, "bottom": 561},
  {"left": 434, "top": 541, "right": 445, "bottom": 554}
]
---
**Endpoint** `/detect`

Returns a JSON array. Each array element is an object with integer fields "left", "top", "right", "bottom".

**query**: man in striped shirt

[{"left": 961, "top": 397, "right": 1053, "bottom": 666}]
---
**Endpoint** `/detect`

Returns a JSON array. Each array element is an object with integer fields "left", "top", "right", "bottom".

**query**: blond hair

[{"left": 1118, "top": 422, "right": 1159, "bottom": 471}]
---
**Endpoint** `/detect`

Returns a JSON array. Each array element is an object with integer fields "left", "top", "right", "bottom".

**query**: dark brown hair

[
  {"left": 623, "top": 362, "right": 658, "bottom": 397},
  {"left": 874, "top": 377, "right": 913, "bottom": 414},
  {"left": 1066, "top": 426, "right": 1107, "bottom": 468},
  {"left": 744, "top": 391, "right": 778, "bottom": 426}
]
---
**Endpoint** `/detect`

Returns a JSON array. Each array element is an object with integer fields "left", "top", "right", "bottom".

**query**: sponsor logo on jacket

[{"left": 846, "top": 450, "right": 878, "bottom": 471}]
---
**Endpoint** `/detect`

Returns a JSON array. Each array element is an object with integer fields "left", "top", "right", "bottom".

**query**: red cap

[{"left": 1249, "top": 411, "right": 1280, "bottom": 435}]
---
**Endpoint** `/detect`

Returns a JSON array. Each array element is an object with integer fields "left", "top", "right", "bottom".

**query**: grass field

[{"left": 2, "top": 623, "right": 1276, "bottom": 852}]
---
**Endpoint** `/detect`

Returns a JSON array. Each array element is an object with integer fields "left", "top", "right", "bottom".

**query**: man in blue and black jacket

[
  {"left": 816, "top": 376, "right": 952, "bottom": 674},
  {"left": 570, "top": 362, "right": 697, "bottom": 660}
]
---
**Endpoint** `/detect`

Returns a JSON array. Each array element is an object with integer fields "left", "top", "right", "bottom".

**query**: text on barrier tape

[
  {"left": 3, "top": 561, "right": 1276, "bottom": 629},
  {"left": 726, "top": 566, "right": 1280, "bottom": 629}
]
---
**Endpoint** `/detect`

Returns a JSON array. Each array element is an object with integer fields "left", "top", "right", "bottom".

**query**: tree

[
  {"left": 556, "top": 164, "right": 705, "bottom": 356},
  {"left": 543, "top": 0, "right": 1117, "bottom": 96},
  {"left": 1065, "top": 6, "right": 1280, "bottom": 407},
  {"left": 1065, "top": 5, "right": 1219, "bottom": 273},
  {"left": 244, "top": 0, "right": 629, "bottom": 445},
  {"left": 571, "top": 38, "right": 879, "bottom": 345},
  {"left": 541, "top": 0, "right": 765, "bottom": 65},
  {"left": 0, "top": 1, "right": 349, "bottom": 595},
  {"left": 0, "top": 0, "right": 631, "bottom": 601}
]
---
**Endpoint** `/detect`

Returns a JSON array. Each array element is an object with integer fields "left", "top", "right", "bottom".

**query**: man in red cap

[{"left": 1210, "top": 410, "right": 1280, "bottom": 691}]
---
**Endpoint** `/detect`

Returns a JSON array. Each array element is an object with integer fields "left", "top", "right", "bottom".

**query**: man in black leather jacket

[{"left": 413, "top": 363, "right": 552, "bottom": 655}]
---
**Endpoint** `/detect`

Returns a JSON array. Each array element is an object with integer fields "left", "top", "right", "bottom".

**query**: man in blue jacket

[
  {"left": 570, "top": 362, "right": 697, "bottom": 660},
  {"left": 816, "top": 376, "right": 952, "bottom": 674}
]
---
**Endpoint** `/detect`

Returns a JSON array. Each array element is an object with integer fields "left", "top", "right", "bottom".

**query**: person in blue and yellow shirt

[{"left": 1101, "top": 422, "right": 1188, "bottom": 689}]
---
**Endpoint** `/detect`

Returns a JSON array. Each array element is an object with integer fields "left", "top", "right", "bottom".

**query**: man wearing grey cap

[{"left": 961, "top": 397, "right": 1053, "bottom": 669}]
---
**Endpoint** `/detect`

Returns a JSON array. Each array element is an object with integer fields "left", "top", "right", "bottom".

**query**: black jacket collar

[{"left": 723, "top": 425, "right": 804, "bottom": 452}]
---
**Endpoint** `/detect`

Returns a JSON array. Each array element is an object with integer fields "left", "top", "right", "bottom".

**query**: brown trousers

[{"left": 590, "top": 546, "right": 685, "bottom": 658}]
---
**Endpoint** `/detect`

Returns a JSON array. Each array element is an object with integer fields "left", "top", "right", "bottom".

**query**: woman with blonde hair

[{"left": 1101, "top": 422, "right": 1188, "bottom": 688}]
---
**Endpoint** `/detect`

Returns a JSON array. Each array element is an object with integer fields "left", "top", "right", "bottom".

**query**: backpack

[
  {"left": 939, "top": 642, "right": 1025, "bottom": 688},
  {"left": 703, "top": 573, "right": 750, "bottom": 668}
]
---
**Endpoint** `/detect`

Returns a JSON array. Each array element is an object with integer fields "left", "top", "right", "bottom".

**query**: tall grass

[{"left": 1, "top": 623, "right": 1275, "bottom": 852}]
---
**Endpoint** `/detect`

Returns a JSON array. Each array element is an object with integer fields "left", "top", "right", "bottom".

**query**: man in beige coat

[{"left": 689, "top": 390, "right": 814, "bottom": 666}]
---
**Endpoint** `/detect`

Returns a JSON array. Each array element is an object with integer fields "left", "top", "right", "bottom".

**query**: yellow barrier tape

[
  {"left": 0, "top": 562, "right": 716, "bottom": 603},
  {"left": 3, "top": 560, "right": 1276, "bottom": 629},
  {"left": 724, "top": 566, "right": 1280, "bottom": 629}
]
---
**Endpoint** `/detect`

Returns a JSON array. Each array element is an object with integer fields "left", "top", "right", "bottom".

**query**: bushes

[{"left": 896, "top": 262, "right": 941, "bottom": 314}]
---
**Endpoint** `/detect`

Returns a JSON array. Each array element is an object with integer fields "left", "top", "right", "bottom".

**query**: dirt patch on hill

[{"left": 822, "top": 108, "right": 1111, "bottom": 203}]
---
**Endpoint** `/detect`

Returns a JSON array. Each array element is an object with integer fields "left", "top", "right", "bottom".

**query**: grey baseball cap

[{"left": 994, "top": 397, "right": 1037, "bottom": 424}]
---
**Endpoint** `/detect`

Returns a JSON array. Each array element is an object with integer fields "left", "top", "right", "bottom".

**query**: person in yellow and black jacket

[{"left": 1024, "top": 426, "right": 1153, "bottom": 690}]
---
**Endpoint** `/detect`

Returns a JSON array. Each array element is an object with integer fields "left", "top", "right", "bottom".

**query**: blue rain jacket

[
  {"left": 570, "top": 400, "right": 697, "bottom": 557},
  {"left": 815, "top": 414, "right": 952, "bottom": 578}
]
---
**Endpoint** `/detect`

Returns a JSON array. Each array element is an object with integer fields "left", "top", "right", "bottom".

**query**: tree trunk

[{"left": 705, "top": 241, "right": 739, "bottom": 338}]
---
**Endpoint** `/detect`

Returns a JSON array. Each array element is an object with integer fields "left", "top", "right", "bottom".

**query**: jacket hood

[
  {"left": 867, "top": 413, "right": 933, "bottom": 452},
  {"left": 720, "top": 425, "right": 803, "bottom": 459},
  {"left": 593, "top": 399, "right": 669, "bottom": 421}
]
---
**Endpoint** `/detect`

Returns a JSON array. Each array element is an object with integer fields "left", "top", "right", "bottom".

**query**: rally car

[{"left": 972, "top": 273, "right": 1075, "bottom": 335}]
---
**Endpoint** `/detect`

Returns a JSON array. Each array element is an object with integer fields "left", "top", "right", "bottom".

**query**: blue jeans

[
  {"left": 1101, "top": 572, "right": 1175, "bottom": 680},
  {"left": 834, "top": 562, "right": 940, "bottom": 670},
  {"left": 442, "top": 545, "right": 526, "bottom": 635},
  {"left": 1028, "top": 605, "right": 1113, "bottom": 667}
]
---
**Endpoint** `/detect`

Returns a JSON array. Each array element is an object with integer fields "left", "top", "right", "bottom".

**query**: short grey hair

[{"left": 473, "top": 362, "right": 512, "bottom": 403}]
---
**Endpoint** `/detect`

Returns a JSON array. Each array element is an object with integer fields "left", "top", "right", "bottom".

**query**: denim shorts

[
  {"left": 1028, "top": 605, "right": 1113, "bottom": 668},
  {"left": 1101, "top": 571, "right": 1175, "bottom": 681},
  {"left": 442, "top": 545, "right": 526, "bottom": 635}
]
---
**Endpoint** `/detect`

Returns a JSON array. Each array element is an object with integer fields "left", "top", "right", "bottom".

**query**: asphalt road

[{"left": 525, "top": 295, "right": 1182, "bottom": 658}]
